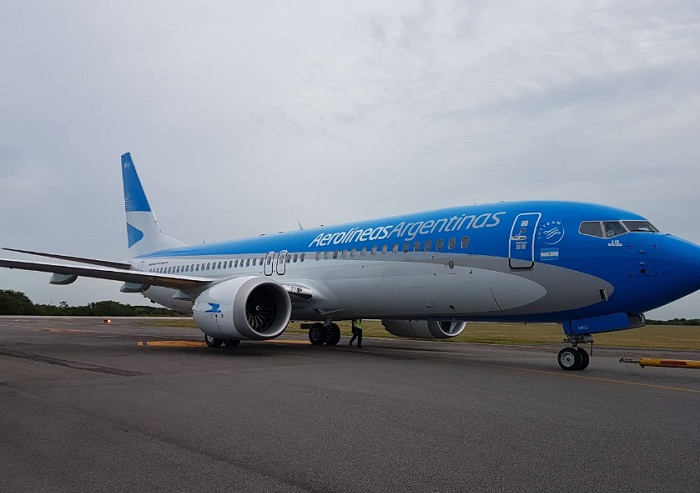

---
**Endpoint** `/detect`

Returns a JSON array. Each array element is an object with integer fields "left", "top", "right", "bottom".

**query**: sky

[{"left": 1, "top": 1, "right": 700, "bottom": 320}]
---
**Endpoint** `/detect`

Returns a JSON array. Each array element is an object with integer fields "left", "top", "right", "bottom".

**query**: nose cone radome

[{"left": 660, "top": 235, "right": 700, "bottom": 298}]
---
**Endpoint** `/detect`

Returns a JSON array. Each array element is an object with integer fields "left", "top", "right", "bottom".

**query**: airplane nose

[{"left": 659, "top": 234, "right": 700, "bottom": 296}]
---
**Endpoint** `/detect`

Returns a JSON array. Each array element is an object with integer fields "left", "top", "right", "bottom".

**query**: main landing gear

[
  {"left": 308, "top": 322, "right": 341, "bottom": 346},
  {"left": 557, "top": 335, "right": 592, "bottom": 371}
]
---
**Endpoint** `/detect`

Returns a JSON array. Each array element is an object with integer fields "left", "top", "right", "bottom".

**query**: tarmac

[{"left": 1, "top": 316, "right": 699, "bottom": 492}]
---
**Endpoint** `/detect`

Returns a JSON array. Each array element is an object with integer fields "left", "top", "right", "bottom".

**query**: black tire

[
  {"left": 224, "top": 339, "right": 241, "bottom": 347},
  {"left": 557, "top": 347, "right": 582, "bottom": 371},
  {"left": 309, "top": 323, "right": 327, "bottom": 345},
  {"left": 205, "top": 334, "right": 223, "bottom": 348},
  {"left": 326, "top": 323, "right": 341, "bottom": 346},
  {"left": 576, "top": 347, "right": 590, "bottom": 370}
]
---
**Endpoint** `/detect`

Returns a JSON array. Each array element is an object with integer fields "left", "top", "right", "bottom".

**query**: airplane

[{"left": 2, "top": 152, "right": 700, "bottom": 371}]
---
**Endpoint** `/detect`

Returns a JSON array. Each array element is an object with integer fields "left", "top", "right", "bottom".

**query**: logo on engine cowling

[{"left": 205, "top": 303, "right": 222, "bottom": 313}]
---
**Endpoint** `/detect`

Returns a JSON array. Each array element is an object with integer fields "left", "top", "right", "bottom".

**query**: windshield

[{"left": 579, "top": 220, "right": 659, "bottom": 238}]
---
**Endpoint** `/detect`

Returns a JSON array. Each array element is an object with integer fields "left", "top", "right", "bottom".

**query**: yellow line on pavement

[
  {"left": 137, "top": 339, "right": 310, "bottom": 348},
  {"left": 138, "top": 341, "right": 205, "bottom": 347}
]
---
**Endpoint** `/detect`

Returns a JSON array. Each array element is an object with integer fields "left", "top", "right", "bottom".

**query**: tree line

[
  {"left": 1, "top": 289, "right": 699, "bottom": 324},
  {"left": 0, "top": 289, "right": 183, "bottom": 317}
]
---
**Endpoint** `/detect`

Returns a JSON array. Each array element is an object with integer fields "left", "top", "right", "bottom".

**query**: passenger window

[
  {"left": 333, "top": 250, "right": 339, "bottom": 259},
  {"left": 436, "top": 239, "right": 444, "bottom": 251},
  {"left": 300, "top": 253, "right": 305, "bottom": 262},
  {"left": 403, "top": 242, "right": 410, "bottom": 253},
  {"left": 448, "top": 238, "right": 456, "bottom": 250},
  {"left": 341, "top": 249, "right": 347, "bottom": 258},
  {"left": 381, "top": 245, "right": 388, "bottom": 254},
  {"left": 246, "top": 259, "right": 250, "bottom": 267},
  {"left": 361, "top": 247, "right": 367, "bottom": 257},
  {"left": 350, "top": 248, "right": 356, "bottom": 258},
  {"left": 371, "top": 246, "right": 377, "bottom": 255},
  {"left": 324, "top": 251, "right": 329, "bottom": 260},
  {"left": 603, "top": 221, "right": 627, "bottom": 238},
  {"left": 425, "top": 239, "right": 432, "bottom": 251},
  {"left": 293, "top": 254, "right": 298, "bottom": 262},
  {"left": 392, "top": 244, "right": 399, "bottom": 254},
  {"left": 252, "top": 258, "right": 257, "bottom": 266},
  {"left": 414, "top": 241, "right": 421, "bottom": 252},
  {"left": 315, "top": 251, "right": 321, "bottom": 261},
  {"left": 461, "top": 237, "right": 469, "bottom": 249}
]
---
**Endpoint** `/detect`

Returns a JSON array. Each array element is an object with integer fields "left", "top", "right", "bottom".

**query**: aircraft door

[
  {"left": 509, "top": 213, "right": 541, "bottom": 269},
  {"left": 277, "top": 250, "right": 288, "bottom": 275},
  {"left": 264, "top": 252, "right": 275, "bottom": 276}
]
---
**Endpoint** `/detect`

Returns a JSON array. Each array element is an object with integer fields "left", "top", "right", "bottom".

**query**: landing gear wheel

[
  {"left": 205, "top": 334, "right": 223, "bottom": 348},
  {"left": 309, "top": 323, "right": 327, "bottom": 345},
  {"left": 326, "top": 323, "right": 341, "bottom": 346},
  {"left": 224, "top": 339, "right": 241, "bottom": 347},
  {"left": 558, "top": 347, "right": 582, "bottom": 371},
  {"left": 576, "top": 347, "right": 590, "bottom": 370}
]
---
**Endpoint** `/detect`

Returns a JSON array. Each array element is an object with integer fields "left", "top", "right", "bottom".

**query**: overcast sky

[{"left": 1, "top": 1, "right": 699, "bottom": 320}]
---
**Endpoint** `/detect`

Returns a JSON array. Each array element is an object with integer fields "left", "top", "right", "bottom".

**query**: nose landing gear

[{"left": 558, "top": 335, "right": 592, "bottom": 371}]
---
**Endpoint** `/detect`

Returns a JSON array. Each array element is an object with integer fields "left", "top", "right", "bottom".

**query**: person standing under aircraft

[{"left": 350, "top": 319, "right": 363, "bottom": 348}]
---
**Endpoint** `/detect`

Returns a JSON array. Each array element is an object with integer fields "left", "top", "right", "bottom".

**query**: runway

[{"left": 1, "top": 317, "right": 699, "bottom": 492}]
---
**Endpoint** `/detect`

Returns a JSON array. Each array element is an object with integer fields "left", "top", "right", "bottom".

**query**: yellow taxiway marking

[
  {"left": 138, "top": 341, "right": 206, "bottom": 347},
  {"left": 266, "top": 339, "right": 311, "bottom": 346},
  {"left": 489, "top": 363, "right": 700, "bottom": 395},
  {"left": 33, "top": 328, "right": 98, "bottom": 333},
  {"left": 137, "top": 339, "right": 310, "bottom": 348}
]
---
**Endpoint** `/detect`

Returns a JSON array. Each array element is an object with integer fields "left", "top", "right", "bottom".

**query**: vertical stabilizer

[{"left": 121, "top": 153, "right": 185, "bottom": 256}]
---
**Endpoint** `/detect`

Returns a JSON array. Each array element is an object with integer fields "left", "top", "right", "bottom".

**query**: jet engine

[
  {"left": 193, "top": 276, "right": 292, "bottom": 340},
  {"left": 382, "top": 319, "right": 467, "bottom": 339}
]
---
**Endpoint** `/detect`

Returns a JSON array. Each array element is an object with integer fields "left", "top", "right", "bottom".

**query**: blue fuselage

[{"left": 136, "top": 201, "right": 700, "bottom": 325}]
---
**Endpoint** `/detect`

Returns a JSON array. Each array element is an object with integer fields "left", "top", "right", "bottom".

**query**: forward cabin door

[{"left": 509, "top": 213, "right": 541, "bottom": 269}]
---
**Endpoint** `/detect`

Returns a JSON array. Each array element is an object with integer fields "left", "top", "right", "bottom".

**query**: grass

[{"left": 154, "top": 318, "right": 700, "bottom": 350}]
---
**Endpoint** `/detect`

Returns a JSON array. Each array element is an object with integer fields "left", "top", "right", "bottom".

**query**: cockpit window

[
  {"left": 623, "top": 220, "right": 658, "bottom": 233},
  {"left": 579, "top": 219, "right": 660, "bottom": 239},
  {"left": 603, "top": 221, "right": 627, "bottom": 238},
  {"left": 579, "top": 222, "right": 603, "bottom": 238}
]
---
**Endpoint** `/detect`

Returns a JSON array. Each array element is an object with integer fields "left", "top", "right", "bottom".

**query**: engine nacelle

[
  {"left": 193, "top": 277, "right": 292, "bottom": 340},
  {"left": 382, "top": 319, "right": 467, "bottom": 339}
]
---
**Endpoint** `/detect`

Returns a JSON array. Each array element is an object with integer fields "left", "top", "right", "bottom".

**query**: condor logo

[{"left": 205, "top": 303, "right": 222, "bottom": 313}]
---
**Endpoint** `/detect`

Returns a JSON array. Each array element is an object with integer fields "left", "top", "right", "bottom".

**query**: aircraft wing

[
  {"left": 0, "top": 256, "right": 316, "bottom": 300},
  {"left": 0, "top": 257, "right": 212, "bottom": 289},
  {"left": 3, "top": 248, "right": 131, "bottom": 269}
]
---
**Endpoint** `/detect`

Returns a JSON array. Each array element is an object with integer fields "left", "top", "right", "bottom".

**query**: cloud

[{"left": 1, "top": 0, "right": 699, "bottom": 319}]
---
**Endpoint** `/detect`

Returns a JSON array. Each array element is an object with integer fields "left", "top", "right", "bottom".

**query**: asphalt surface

[{"left": 1, "top": 317, "right": 699, "bottom": 492}]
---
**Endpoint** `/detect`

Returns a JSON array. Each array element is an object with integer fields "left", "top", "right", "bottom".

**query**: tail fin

[{"left": 121, "top": 152, "right": 185, "bottom": 256}]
